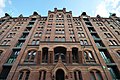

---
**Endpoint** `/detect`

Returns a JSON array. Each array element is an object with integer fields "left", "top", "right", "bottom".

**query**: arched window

[
  {"left": 39, "top": 70, "right": 46, "bottom": 80},
  {"left": 67, "top": 14, "right": 71, "bottom": 18},
  {"left": 49, "top": 14, "right": 53, "bottom": 18},
  {"left": 54, "top": 47, "right": 66, "bottom": 63},
  {"left": 0, "top": 50, "right": 3, "bottom": 56},
  {"left": 72, "top": 48, "right": 79, "bottom": 63},
  {"left": 18, "top": 70, "right": 30, "bottom": 80},
  {"left": 74, "top": 70, "right": 82, "bottom": 80},
  {"left": 42, "top": 47, "right": 48, "bottom": 63},
  {"left": 56, "top": 13, "right": 64, "bottom": 18},
  {"left": 84, "top": 50, "right": 95, "bottom": 63},
  {"left": 90, "top": 70, "right": 103, "bottom": 80},
  {"left": 24, "top": 50, "right": 36, "bottom": 62}
]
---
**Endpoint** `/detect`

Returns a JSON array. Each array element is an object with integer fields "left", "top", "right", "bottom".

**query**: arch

[{"left": 56, "top": 69, "right": 65, "bottom": 80}]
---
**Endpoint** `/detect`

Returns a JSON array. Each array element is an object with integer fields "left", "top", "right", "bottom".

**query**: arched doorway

[
  {"left": 54, "top": 47, "right": 66, "bottom": 63},
  {"left": 56, "top": 69, "right": 65, "bottom": 80}
]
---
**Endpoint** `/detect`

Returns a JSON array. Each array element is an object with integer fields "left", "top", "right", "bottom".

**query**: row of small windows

[
  {"left": 100, "top": 27, "right": 120, "bottom": 35},
  {"left": 34, "top": 32, "right": 42, "bottom": 37},
  {"left": 109, "top": 40, "right": 118, "bottom": 45},
  {"left": 1, "top": 40, "right": 10, "bottom": 45},
  {"left": 12, "top": 27, "right": 20, "bottom": 31},
  {"left": 31, "top": 40, "right": 40, "bottom": 45},
  {"left": 78, "top": 33, "right": 85, "bottom": 38},
  {"left": 56, "top": 29, "right": 65, "bottom": 34},
  {"left": 18, "top": 69, "right": 102, "bottom": 80},
  {"left": 49, "top": 14, "right": 71, "bottom": 18},
  {"left": 54, "top": 37, "right": 65, "bottom": 41},
  {"left": 7, "top": 33, "right": 16, "bottom": 38}
]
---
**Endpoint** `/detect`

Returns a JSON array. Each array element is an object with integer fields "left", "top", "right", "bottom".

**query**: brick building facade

[{"left": 0, "top": 8, "right": 120, "bottom": 80}]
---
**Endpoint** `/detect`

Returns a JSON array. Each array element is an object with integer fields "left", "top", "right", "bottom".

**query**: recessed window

[
  {"left": 84, "top": 50, "right": 95, "bottom": 63},
  {"left": 18, "top": 70, "right": 30, "bottom": 80},
  {"left": 31, "top": 40, "right": 40, "bottom": 45},
  {"left": 109, "top": 40, "right": 118, "bottom": 45},
  {"left": 90, "top": 70, "right": 103, "bottom": 80},
  {"left": 39, "top": 70, "right": 46, "bottom": 80},
  {"left": 24, "top": 50, "right": 36, "bottom": 62},
  {"left": 74, "top": 70, "right": 82, "bottom": 80},
  {"left": 1, "top": 40, "right": 10, "bottom": 45}
]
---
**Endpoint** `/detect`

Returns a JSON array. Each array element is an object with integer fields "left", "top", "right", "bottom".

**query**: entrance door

[{"left": 56, "top": 69, "right": 65, "bottom": 80}]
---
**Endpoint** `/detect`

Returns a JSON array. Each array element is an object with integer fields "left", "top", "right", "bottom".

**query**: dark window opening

[
  {"left": 0, "top": 66, "right": 12, "bottom": 79},
  {"left": 54, "top": 47, "right": 66, "bottom": 63},
  {"left": 42, "top": 48, "right": 48, "bottom": 63},
  {"left": 72, "top": 48, "right": 79, "bottom": 63}
]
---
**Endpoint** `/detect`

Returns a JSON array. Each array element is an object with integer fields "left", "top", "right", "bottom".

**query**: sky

[{"left": 0, "top": 0, "right": 120, "bottom": 17}]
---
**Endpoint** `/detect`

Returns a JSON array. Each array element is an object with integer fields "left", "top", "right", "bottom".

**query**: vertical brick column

[
  {"left": 49, "top": 51, "right": 54, "bottom": 64},
  {"left": 29, "top": 70, "right": 39, "bottom": 80},
  {"left": 36, "top": 51, "right": 41, "bottom": 64},
  {"left": 66, "top": 51, "right": 70, "bottom": 64},
  {"left": 46, "top": 71, "right": 52, "bottom": 80},
  {"left": 39, "top": 51, "right": 42, "bottom": 64},
  {"left": 78, "top": 51, "right": 83, "bottom": 64}
]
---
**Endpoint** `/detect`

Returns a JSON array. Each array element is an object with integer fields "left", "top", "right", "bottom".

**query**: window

[
  {"left": 1, "top": 40, "right": 10, "bottom": 45},
  {"left": 56, "top": 24, "right": 64, "bottom": 28},
  {"left": 109, "top": 40, "right": 118, "bottom": 45},
  {"left": 110, "top": 25, "right": 115, "bottom": 29},
  {"left": 39, "top": 70, "right": 46, "bottom": 80},
  {"left": 100, "top": 27, "right": 107, "bottom": 31},
  {"left": 18, "top": 70, "right": 30, "bottom": 80},
  {"left": 78, "top": 33, "right": 85, "bottom": 38},
  {"left": 99, "top": 50, "right": 112, "bottom": 63},
  {"left": 24, "top": 50, "right": 36, "bottom": 62},
  {"left": 0, "top": 30, "right": 4, "bottom": 35},
  {"left": 20, "top": 33, "right": 28, "bottom": 38},
  {"left": 56, "top": 14, "right": 64, "bottom": 18},
  {"left": 90, "top": 70, "right": 103, "bottom": 80},
  {"left": 84, "top": 50, "right": 95, "bottom": 63},
  {"left": 16, "top": 41, "right": 24, "bottom": 47},
  {"left": 70, "top": 36, "right": 75, "bottom": 42},
  {"left": 42, "top": 48, "right": 48, "bottom": 63},
  {"left": 104, "top": 33, "right": 112, "bottom": 38},
  {"left": 96, "top": 23, "right": 103, "bottom": 26},
  {"left": 77, "top": 27, "right": 83, "bottom": 31},
  {"left": 61, "top": 37, "right": 65, "bottom": 41},
  {"left": 56, "top": 29, "right": 64, "bottom": 34},
  {"left": 80, "top": 40, "right": 88, "bottom": 45},
  {"left": 49, "top": 14, "right": 53, "bottom": 18},
  {"left": 6, "top": 50, "right": 20, "bottom": 63},
  {"left": 67, "top": 14, "right": 71, "bottom": 18},
  {"left": 74, "top": 70, "right": 82, "bottom": 80},
  {"left": 115, "top": 31, "right": 120, "bottom": 35},
  {"left": 46, "top": 29, "right": 51, "bottom": 34},
  {"left": 7, "top": 33, "right": 15, "bottom": 38},
  {"left": 45, "top": 37, "right": 50, "bottom": 41},
  {"left": 0, "top": 50, "right": 3, "bottom": 56},
  {"left": 31, "top": 40, "right": 40, "bottom": 45},
  {"left": 72, "top": 48, "right": 79, "bottom": 63},
  {"left": 12, "top": 27, "right": 20, "bottom": 31},
  {"left": 116, "top": 50, "right": 120, "bottom": 57},
  {"left": 54, "top": 37, "right": 58, "bottom": 41},
  {"left": 69, "top": 29, "right": 74, "bottom": 34},
  {"left": 27, "top": 22, "right": 34, "bottom": 27}
]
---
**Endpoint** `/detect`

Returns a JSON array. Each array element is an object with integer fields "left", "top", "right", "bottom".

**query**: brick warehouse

[{"left": 0, "top": 8, "right": 120, "bottom": 80}]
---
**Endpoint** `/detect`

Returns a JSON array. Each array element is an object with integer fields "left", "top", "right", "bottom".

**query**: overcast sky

[{"left": 0, "top": 0, "right": 120, "bottom": 17}]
